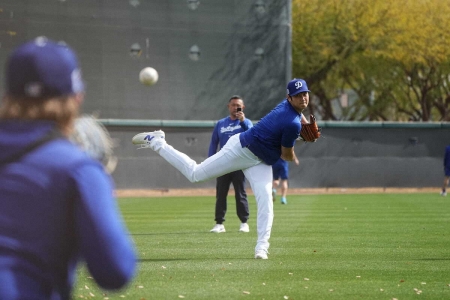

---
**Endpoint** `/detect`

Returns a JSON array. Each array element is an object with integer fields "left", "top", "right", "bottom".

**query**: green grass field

[{"left": 75, "top": 193, "right": 450, "bottom": 299}]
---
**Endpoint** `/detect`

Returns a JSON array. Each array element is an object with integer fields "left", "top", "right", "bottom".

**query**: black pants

[{"left": 214, "top": 170, "right": 249, "bottom": 224}]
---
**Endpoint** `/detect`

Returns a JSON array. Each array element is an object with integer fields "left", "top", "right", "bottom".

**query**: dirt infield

[{"left": 115, "top": 187, "right": 439, "bottom": 197}]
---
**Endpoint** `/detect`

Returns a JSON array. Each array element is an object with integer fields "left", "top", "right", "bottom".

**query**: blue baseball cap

[
  {"left": 286, "top": 78, "right": 310, "bottom": 96},
  {"left": 5, "top": 36, "right": 84, "bottom": 98}
]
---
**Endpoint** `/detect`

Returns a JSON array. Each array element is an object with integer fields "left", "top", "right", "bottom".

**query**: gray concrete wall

[
  {"left": 109, "top": 123, "right": 450, "bottom": 190},
  {"left": 0, "top": 0, "right": 290, "bottom": 121}
]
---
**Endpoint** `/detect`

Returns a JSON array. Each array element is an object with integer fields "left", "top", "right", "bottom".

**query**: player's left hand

[
  {"left": 298, "top": 114, "right": 321, "bottom": 142},
  {"left": 70, "top": 115, "right": 118, "bottom": 173}
]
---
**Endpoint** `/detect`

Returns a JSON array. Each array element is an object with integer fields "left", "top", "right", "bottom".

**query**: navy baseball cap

[
  {"left": 286, "top": 78, "right": 310, "bottom": 96},
  {"left": 5, "top": 36, "right": 84, "bottom": 98}
]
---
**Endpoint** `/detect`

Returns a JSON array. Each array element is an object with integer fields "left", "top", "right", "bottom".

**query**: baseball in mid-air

[{"left": 139, "top": 67, "right": 159, "bottom": 86}]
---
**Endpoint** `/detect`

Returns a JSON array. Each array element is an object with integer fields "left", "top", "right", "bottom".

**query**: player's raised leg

[{"left": 133, "top": 131, "right": 260, "bottom": 183}]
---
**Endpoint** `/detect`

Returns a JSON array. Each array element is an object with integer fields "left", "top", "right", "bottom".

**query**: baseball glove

[
  {"left": 299, "top": 115, "right": 321, "bottom": 142},
  {"left": 70, "top": 114, "right": 118, "bottom": 173}
]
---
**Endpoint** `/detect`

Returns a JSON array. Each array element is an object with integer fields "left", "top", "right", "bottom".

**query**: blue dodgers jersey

[
  {"left": 239, "top": 99, "right": 302, "bottom": 165},
  {"left": 208, "top": 117, "right": 253, "bottom": 156}
]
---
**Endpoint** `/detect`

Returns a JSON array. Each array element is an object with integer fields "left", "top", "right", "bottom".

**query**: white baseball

[{"left": 139, "top": 67, "right": 159, "bottom": 86}]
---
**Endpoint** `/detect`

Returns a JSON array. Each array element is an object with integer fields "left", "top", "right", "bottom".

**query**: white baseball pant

[{"left": 156, "top": 134, "right": 274, "bottom": 252}]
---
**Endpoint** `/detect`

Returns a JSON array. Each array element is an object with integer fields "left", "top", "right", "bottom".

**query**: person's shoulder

[
  {"left": 216, "top": 116, "right": 230, "bottom": 124},
  {"left": 44, "top": 138, "right": 102, "bottom": 167}
]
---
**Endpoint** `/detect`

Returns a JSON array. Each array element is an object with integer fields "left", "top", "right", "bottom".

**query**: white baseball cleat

[
  {"left": 239, "top": 223, "right": 250, "bottom": 232},
  {"left": 255, "top": 249, "right": 269, "bottom": 260},
  {"left": 132, "top": 130, "right": 165, "bottom": 151},
  {"left": 210, "top": 224, "right": 226, "bottom": 233}
]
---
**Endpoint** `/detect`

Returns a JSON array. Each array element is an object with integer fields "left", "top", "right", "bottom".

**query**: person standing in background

[
  {"left": 0, "top": 37, "right": 136, "bottom": 298},
  {"left": 441, "top": 144, "right": 450, "bottom": 196},
  {"left": 272, "top": 156, "right": 299, "bottom": 205},
  {"left": 208, "top": 96, "right": 253, "bottom": 233}
]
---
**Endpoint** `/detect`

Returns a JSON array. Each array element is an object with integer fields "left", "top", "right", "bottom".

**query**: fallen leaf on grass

[
  {"left": 380, "top": 289, "right": 384, "bottom": 292},
  {"left": 84, "top": 285, "right": 89, "bottom": 290},
  {"left": 284, "top": 296, "right": 289, "bottom": 299},
  {"left": 421, "top": 282, "right": 426, "bottom": 285},
  {"left": 288, "top": 273, "right": 293, "bottom": 275},
  {"left": 304, "top": 278, "right": 310, "bottom": 281},
  {"left": 178, "top": 295, "right": 185, "bottom": 298},
  {"left": 161, "top": 266, "right": 167, "bottom": 269},
  {"left": 356, "top": 276, "right": 361, "bottom": 278},
  {"left": 243, "top": 291, "right": 250, "bottom": 295},
  {"left": 137, "top": 285, "right": 144, "bottom": 289}
]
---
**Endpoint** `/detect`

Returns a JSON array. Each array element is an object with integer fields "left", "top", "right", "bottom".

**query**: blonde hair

[{"left": 0, "top": 94, "right": 81, "bottom": 136}]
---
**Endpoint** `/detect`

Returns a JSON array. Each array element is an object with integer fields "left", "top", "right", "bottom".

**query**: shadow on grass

[
  {"left": 414, "top": 258, "right": 450, "bottom": 261},
  {"left": 131, "top": 231, "right": 245, "bottom": 235},
  {"left": 137, "top": 257, "right": 255, "bottom": 262},
  {"left": 137, "top": 258, "right": 189, "bottom": 262}
]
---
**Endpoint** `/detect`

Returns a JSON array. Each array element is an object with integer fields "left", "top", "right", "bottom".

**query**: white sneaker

[
  {"left": 255, "top": 249, "right": 269, "bottom": 260},
  {"left": 441, "top": 191, "right": 447, "bottom": 196},
  {"left": 132, "top": 130, "right": 165, "bottom": 151},
  {"left": 239, "top": 223, "right": 250, "bottom": 232},
  {"left": 210, "top": 224, "right": 225, "bottom": 233}
]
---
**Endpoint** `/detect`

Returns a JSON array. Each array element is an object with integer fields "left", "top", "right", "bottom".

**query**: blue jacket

[
  {"left": 0, "top": 120, "right": 136, "bottom": 299},
  {"left": 208, "top": 116, "right": 253, "bottom": 156}
]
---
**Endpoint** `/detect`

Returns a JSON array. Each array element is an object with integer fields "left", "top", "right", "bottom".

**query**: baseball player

[
  {"left": 441, "top": 144, "right": 450, "bottom": 196},
  {"left": 0, "top": 37, "right": 136, "bottom": 298},
  {"left": 272, "top": 156, "right": 299, "bottom": 205},
  {"left": 208, "top": 95, "right": 253, "bottom": 233},
  {"left": 133, "top": 78, "right": 318, "bottom": 260}
]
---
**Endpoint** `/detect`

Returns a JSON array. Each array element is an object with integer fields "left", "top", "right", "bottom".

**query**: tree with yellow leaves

[{"left": 292, "top": 0, "right": 450, "bottom": 121}]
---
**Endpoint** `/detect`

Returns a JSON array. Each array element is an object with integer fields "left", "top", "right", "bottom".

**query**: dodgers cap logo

[{"left": 287, "top": 78, "right": 310, "bottom": 96}]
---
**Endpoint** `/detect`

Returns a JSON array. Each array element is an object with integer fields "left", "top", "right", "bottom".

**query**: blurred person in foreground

[
  {"left": 0, "top": 37, "right": 136, "bottom": 299},
  {"left": 208, "top": 95, "right": 253, "bottom": 233},
  {"left": 441, "top": 144, "right": 450, "bottom": 196},
  {"left": 272, "top": 156, "right": 299, "bottom": 205}
]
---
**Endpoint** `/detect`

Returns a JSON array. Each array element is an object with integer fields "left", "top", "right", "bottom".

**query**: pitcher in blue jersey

[{"left": 133, "top": 78, "right": 313, "bottom": 260}]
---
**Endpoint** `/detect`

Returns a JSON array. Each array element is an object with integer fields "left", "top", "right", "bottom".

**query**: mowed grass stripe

[{"left": 75, "top": 193, "right": 450, "bottom": 299}]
